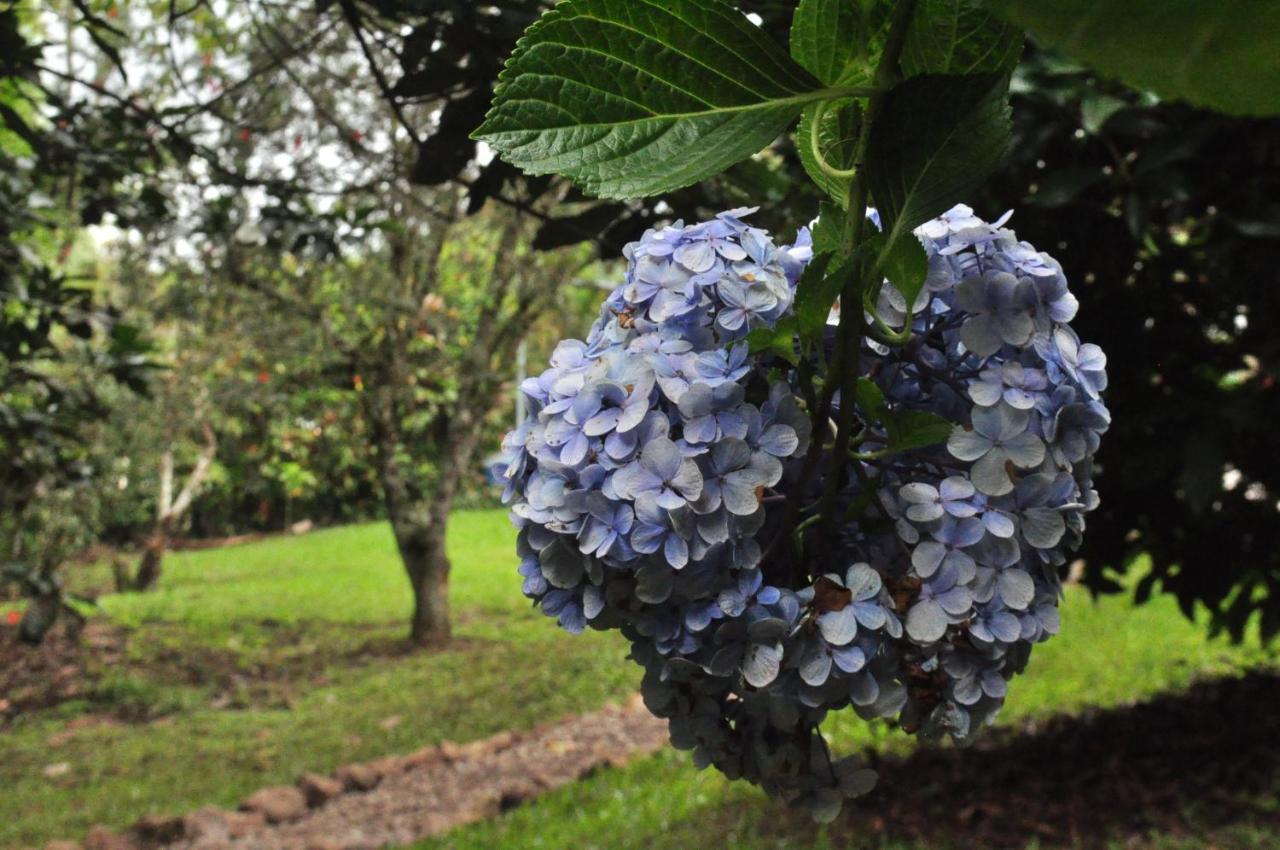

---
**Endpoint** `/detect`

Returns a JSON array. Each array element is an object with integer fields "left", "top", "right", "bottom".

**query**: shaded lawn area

[{"left": 1, "top": 511, "right": 640, "bottom": 848}]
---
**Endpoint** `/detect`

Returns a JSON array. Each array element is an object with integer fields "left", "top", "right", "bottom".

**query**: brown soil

[
  {"left": 0, "top": 618, "right": 452, "bottom": 726},
  {"left": 0, "top": 620, "right": 127, "bottom": 722}
]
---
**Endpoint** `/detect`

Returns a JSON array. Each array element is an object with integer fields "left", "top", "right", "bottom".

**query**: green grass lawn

[
  {"left": 2, "top": 512, "right": 1276, "bottom": 850},
  {"left": 1, "top": 512, "right": 640, "bottom": 848}
]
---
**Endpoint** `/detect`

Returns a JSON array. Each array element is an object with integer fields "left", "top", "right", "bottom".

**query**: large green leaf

[
  {"left": 811, "top": 201, "right": 848, "bottom": 255},
  {"left": 983, "top": 0, "right": 1280, "bottom": 116},
  {"left": 853, "top": 377, "right": 953, "bottom": 455},
  {"left": 473, "top": 0, "right": 830, "bottom": 199},
  {"left": 854, "top": 377, "right": 886, "bottom": 417},
  {"left": 883, "top": 409, "right": 954, "bottom": 453},
  {"left": 789, "top": 251, "right": 841, "bottom": 341},
  {"left": 790, "top": 0, "right": 886, "bottom": 86},
  {"left": 865, "top": 72, "right": 1011, "bottom": 280},
  {"left": 745, "top": 320, "right": 799, "bottom": 365},
  {"left": 902, "top": 0, "right": 1023, "bottom": 78}
]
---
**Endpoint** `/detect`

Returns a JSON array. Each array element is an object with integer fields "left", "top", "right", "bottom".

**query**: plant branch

[
  {"left": 814, "top": 0, "right": 920, "bottom": 550},
  {"left": 336, "top": 0, "right": 423, "bottom": 147}
]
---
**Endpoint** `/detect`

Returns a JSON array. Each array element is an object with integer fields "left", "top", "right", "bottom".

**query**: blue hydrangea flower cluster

[{"left": 500, "top": 204, "right": 1109, "bottom": 821}]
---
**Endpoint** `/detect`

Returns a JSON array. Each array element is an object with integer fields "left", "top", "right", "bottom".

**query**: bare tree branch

[
  {"left": 166, "top": 423, "right": 217, "bottom": 520},
  {"left": 336, "top": 0, "right": 422, "bottom": 147}
]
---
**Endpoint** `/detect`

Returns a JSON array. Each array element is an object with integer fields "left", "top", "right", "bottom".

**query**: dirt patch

[
  {"left": 0, "top": 620, "right": 127, "bottom": 722},
  {"left": 68, "top": 697, "right": 669, "bottom": 850},
  {"left": 735, "top": 670, "right": 1280, "bottom": 849},
  {"left": 1, "top": 618, "right": 475, "bottom": 725}
]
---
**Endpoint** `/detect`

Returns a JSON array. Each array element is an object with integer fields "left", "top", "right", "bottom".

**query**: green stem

[
  {"left": 817, "top": 0, "right": 920, "bottom": 540},
  {"left": 808, "top": 99, "right": 859, "bottom": 180},
  {"left": 862, "top": 288, "right": 914, "bottom": 345},
  {"left": 766, "top": 0, "right": 919, "bottom": 586},
  {"left": 791, "top": 512, "right": 825, "bottom": 554}
]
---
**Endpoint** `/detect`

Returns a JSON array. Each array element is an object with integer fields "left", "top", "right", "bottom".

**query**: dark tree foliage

[{"left": 976, "top": 50, "right": 1280, "bottom": 642}]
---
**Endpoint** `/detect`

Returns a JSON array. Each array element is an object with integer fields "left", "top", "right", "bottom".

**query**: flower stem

[
  {"left": 817, "top": 0, "right": 920, "bottom": 545},
  {"left": 808, "top": 99, "right": 860, "bottom": 180},
  {"left": 766, "top": 0, "right": 920, "bottom": 586}
]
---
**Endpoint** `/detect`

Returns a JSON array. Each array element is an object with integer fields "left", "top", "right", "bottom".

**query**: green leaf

[
  {"left": 854, "top": 377, "right": 886, "bottom": 417},
  {"left": 1080, "top": 93, "right": 1127, "bottom": 134},
  {"left": 795, "top": 98, "right": 861, "bottom": 205},
  {"left": 811, "top": 201, "right": 848, "bottom": 255},
  {"left": 865, "top": 72, "right": 1011, "bottom": 264},
  {"left": 982, "top": 0, "right": 1280, "bottom": 117},
  {"left": 473, "top": 0, "right": 828, "bottom": 199},
  {"left": 879, "top": 232, "right": 928, "bottom": 309},
  {"left": 790, "top": 0, "right": 886, "bottom": 86},
  {"left": 746, "top": 320, "right": 799, "bottom": 365},
  {"left": 902, "top": 0, "right": 1023, "bottom": 78},
  {"left": 790, "top": 252, "right": 843, "bottom": 342},
  {"left": 854, "top": 378, "right": 952, "bottom": 456},
  {"left": 883, "top": 410, "right": 954, "bottom": 452}
]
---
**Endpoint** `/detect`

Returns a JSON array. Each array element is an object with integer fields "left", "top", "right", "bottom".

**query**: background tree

[
  {"left": 105, "top": 331, "right": 221, "bottom": 592},
  {"left": 93, "top": 235, "right": 381, "bottom": 543},
  {"left": 355, "top": 204, "right": 587, "bottom": 644},
  {"left": 220, "top": 197, "right": 591, "bottom": 644}
]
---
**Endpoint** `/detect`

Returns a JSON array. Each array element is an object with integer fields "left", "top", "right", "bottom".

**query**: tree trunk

[
  {"left": 132, "top": 426, "right": 215, "bottom": 592},
  {"left": 368, "top": 372, "right": 458, "bottom": 647},
  {"left": 134, "top": 523, "right": 171, "bottom": 591},
  {"left": 406, "top": 521, "right": 451, "bottom": 646},
  {"left": 387, "top": 498, "right": 453, "bottom": 646},
  {"left": 362, "top": 210, "right": 518, "bottom": 646}
]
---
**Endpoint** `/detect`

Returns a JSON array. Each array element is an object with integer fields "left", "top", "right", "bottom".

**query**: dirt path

[{"left": 68, "top": 698, "right": 668, "bottom": 850}]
